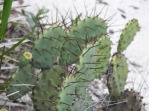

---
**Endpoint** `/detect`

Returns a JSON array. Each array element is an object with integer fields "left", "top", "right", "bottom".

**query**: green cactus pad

[
  {"left": 56, "top": 76, "right": 76, "bottom": 110},
  {"left": 60, "top": 17, "right": 107, "bottom": 65},
  {"left": 76, "top": 36, "right": 111, "bottom": 96},
  {"left": 117, "top": 19, "right": 139, "bottom": 52},
  {"left": 69, "top": 17, "right": 107, "bottom": 42},
  {"left": 32, "top": 26, "right": 66, "bottom": 69},
  {"left": 108, "top": 53, "right": 128, "bottom": 100},
  {"left": 32, "top": 65, "right": 65, "bottom": 111},
  {"left": 7, "top": 65, "right": 35, "bottom": 100}
]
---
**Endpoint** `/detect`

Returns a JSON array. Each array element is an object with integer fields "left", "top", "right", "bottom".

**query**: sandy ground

[{"left": 11, "top": 0, "right": 149, "bottom": 110}]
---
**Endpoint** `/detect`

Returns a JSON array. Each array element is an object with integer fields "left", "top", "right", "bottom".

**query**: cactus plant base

[{"left": 102, "top": 90, "right": 145, "bottom": 111}]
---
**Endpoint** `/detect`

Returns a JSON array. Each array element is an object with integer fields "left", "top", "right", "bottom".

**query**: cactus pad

[
  {"left": 117, "top": 19, "right": 139, "bottom": 52},
  {"left": 32, "top": 26, "right": 65, "bottom": 69},
  {"left": 76, "top": 36, "right": 111, "bottom": 96},
  {"left": 32, "top": 65, "right": 65, "bottom": 111},
  {"left": 56, "top": 76, "right": 76, "bottom": 110},
  {"left": 69, "top": 17, "right": 107, "bottom": 42},
  {"left": 7, "top": 65, "right": 35, "bottom": 100},
  {"left": 108, "top": 53, "right": 128, "bottom": 100}
]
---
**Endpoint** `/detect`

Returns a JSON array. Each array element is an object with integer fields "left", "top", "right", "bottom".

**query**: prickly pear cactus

[
  {"left": 117, "top": 19, "right": 140, "bottom": 52},
  {"left": 60, "top": 17, "right": 108, "bottom": 65},
  {"left": 32, "top": 65, "right": 65, "bottom": 111},
  {"left": 107, "top": 53, "right": 128, "bottom": 100},
  {"left": 7, "top": 65, "right": 35, "bottom": 100},
  {"left": 76, "top": 36, "right": 111, "bottom": 96},
  {"left": 32, "top": 26, "right": 66, "bottom": 69},
  {"left": 20, "top": 15, "right": 140, "bottom": 111}
]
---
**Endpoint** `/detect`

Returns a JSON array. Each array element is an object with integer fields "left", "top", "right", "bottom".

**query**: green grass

[{"left": 0, "top": 0, "right": 13, "bottom": 39}]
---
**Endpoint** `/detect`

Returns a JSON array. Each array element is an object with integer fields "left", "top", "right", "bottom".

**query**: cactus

[
  {"left": 60, "top": 17, "right": 108, "bottom": 65},
  {"left": 5, "top": 12, "right": 141, "bottom": 111},
  {"left": 76, "top": 36, "right": 111, "bottom": 96},
  {"left": 31, "top": 26, "right": 66, "bottom": 69},
  {"left": 107, "top": 53, "right": 128, "bottom": 100},
  {"left": 7, "top": 65, "right": 36, "bottom": 100},
  {"left": 32, "top": 65, "right": 65, "bottom": 111},
  {"left": 117, "top": 19, "right": 140, "bottom": 52}
]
